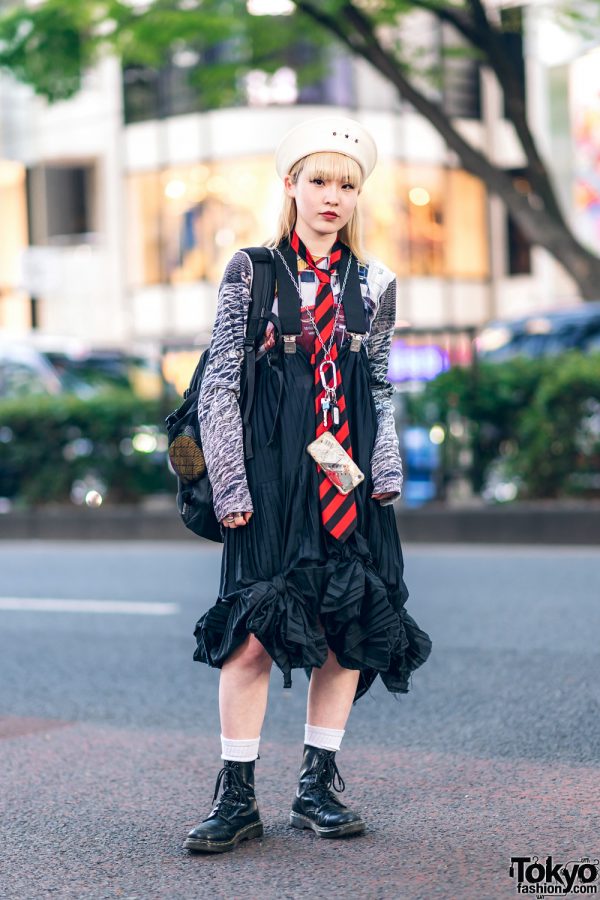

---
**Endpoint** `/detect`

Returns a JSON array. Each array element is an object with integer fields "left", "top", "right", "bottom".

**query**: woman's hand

[
  {"left": 371, "top": 491, "right": 398, "bottom": 502},
  {"left": 221, "top": 511, "right": 253, "bottom": 528}
]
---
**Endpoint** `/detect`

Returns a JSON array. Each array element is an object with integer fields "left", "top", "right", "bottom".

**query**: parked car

[
  {"left": 0, "top": 340, "right": 63, "bottom": 398},
  {"left": 0, "top": 336, "right": 164, "bottom": 400},
  {"left": 475, "top": 301, "right": 600, "bottom": 361},
  {"left": 0, "top": 336, "right": 173, "bottom": 508}
]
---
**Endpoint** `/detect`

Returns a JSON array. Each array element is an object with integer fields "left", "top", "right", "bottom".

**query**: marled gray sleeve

[
  {"left": 199, "top": 251, "right": 254, "bottom": 523},
  {"left": 366, "top": 278, "right": 404, "bottom": 503}
]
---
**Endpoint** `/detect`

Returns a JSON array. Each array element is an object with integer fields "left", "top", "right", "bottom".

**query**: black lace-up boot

[
  {"left": 183, "top": 758, "right": 263, "bottom": 853},
  {"left": 290, "top": 744, "right": 366, "bottom": 838}
]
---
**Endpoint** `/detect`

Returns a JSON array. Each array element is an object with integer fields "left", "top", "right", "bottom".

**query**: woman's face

[{"left": 284, "top": 164, "right": 359, "bottom": 242}]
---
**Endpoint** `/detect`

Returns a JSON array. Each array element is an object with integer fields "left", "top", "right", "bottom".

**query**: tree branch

[
  {"left": 464, "top": 0, "right": 567, "bottom": 225},
  {"left": 293, "top": 0, "right": 364, "bottom": 51},
  {"left": 293, "top": 0, "right": 573, "bottom": 255},
  {"left": 405, "top": 0, "right": 481, "bottom": 47},
  {"left": 354, "top": 0, "right": 568, "bottom": 229}
]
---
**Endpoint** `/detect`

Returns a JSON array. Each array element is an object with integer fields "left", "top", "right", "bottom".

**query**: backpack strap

[{"left": 239, "top": 246, "right": 275, "bottom": 460}]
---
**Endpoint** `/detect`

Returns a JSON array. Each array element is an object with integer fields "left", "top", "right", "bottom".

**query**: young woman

[{"left": 184, "top": 115, "right": 432, "bottom": 853}]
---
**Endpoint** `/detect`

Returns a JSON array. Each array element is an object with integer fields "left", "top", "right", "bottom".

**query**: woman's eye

[{"left": 310, "top": 178, "right": 354, "bottom": 189}]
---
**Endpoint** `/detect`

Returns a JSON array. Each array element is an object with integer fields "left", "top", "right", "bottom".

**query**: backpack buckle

[
  {"left": 348, "top": 332, "right": 362, "bottom": 352},
  {"left": 283, "top": 335, "right": 297, "bottom": 354}
]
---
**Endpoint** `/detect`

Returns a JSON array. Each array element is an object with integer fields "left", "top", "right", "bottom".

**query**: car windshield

[
  {"left": 44, "top": 352, "right": 163, "bottom": 398},
  {"left": 478, "top": 309, "right": 600, "bottom": 361},
  {"left": 47, "top": 353, "right": 130, "bottom": 392}
]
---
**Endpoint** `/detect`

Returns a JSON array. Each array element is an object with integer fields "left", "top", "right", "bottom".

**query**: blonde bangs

[
  {"left": 299, "top": 151, "right": 363, "bottom": 190},
  {"left": 264, "top": 151, "right": 367, "bottom": 263}
]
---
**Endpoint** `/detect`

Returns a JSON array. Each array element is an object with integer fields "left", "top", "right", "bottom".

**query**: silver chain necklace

[{"left": 274, "top": 247, "right": 352, "bottom": 364}]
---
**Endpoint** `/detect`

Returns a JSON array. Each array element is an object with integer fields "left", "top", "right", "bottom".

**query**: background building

[{"left": 0, "top": 2, "right": 597, "bottom": 349}]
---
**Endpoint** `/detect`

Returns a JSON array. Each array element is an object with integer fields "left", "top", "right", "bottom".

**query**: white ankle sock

[
  {"left": 304, "top": 723, "right": 345, "bottom": 752},
  {"left": 220, "top": 734, "right": 261, "bottom": 762}
]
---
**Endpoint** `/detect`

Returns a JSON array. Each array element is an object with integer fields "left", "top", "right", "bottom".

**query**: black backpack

[{"left": 165, "top": 247, "right": 275, "bottom": 542}]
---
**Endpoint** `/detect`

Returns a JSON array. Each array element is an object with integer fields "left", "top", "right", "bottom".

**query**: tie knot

[{"left": 291, "top": 230, "right": 343, "bottom": 280}]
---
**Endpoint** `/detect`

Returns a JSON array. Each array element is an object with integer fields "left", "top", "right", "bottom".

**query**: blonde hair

[{"left": 264, "top": 151, "right": 366, "bottom": 263}]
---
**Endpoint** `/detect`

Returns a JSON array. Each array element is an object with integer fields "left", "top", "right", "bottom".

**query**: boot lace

[
  {"left": 211, "top": 764, "right": 251, "bottom": 812},
  {"left": 312, "top": 751, "right": 345, "bottom": 796}
]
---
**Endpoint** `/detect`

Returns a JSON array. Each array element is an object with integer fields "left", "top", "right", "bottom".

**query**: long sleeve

[
  {"left": 365, "top": 277, "right": 403, "bottom": 504},
  {"left": 199, "top": 250, "right": 254, "bottom": 523}
]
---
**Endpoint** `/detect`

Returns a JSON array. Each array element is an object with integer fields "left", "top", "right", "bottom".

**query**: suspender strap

[
  {"left": 339, "top": 245, "right": 368, "bottom": 335},
  {"left": 237, "top": 240, "right": 365, "bottom": 461},
  {"left": 275, "top": 238, "right": 367, "bottom": 336}
]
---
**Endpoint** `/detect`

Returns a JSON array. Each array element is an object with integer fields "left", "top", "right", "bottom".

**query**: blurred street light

[
  {"left": 408, "top": 187, "right": 431, "bottom": 207},
  {"left": 429, "top": 425, "right": 445, "bottom": 445}
]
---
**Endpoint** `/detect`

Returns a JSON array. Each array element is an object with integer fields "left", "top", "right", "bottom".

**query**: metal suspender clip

[
  {"left": 348, "top": 332, "right": 362, "bottom": 352},
  {"left": 283, "top": 335, "right": 297, "bottom": 354}
]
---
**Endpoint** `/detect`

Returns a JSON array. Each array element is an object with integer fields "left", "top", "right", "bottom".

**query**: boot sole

[
  {"left": 289, "top": 811, "right": 366, "bottom": 838},
  {"left": 183, "top": 821, "right": 264, "bottom": 853}
]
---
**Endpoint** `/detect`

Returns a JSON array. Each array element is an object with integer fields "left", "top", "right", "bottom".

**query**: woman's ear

[{"left": 283, "top": 173, "right": 296, "bottom": 199}]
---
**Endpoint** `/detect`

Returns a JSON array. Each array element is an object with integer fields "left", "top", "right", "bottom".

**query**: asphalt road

[{"left": 0, "top": 540, "right": 598, "bottom": 900}]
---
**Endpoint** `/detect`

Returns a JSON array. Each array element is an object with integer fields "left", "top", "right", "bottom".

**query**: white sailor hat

[{"left": 275, "top": 115, "right": 378, "bottom": 182}]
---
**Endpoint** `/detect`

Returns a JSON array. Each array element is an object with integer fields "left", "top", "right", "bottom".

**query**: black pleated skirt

[{"left": 193, "top": 335, "right": 432, "bottom": 703}]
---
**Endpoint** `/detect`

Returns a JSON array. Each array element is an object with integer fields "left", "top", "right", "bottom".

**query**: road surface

[{"left": 0, "top": 540, "right": 598, "bottom": 899}]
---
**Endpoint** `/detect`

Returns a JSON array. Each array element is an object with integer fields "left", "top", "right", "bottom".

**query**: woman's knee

[{"left": 225, "top": 634, "right": 273, "bottom": 672}]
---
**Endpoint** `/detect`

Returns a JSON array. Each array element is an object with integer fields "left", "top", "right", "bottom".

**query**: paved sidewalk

[{"left": 2, "top": 718, "right": 598, "bottom": 900}]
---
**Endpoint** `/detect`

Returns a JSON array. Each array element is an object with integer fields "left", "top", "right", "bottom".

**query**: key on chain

[
  {"left": 319, "top": 360, "right": 338, "bottom": 429},
  {"left": 320, "top": 387, "right": 338, "bottom": 427},
  {"left": 326, "top": 387, "right": 339, "bottom": 428}
]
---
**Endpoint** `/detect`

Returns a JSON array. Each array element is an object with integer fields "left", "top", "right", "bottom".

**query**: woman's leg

[
  {"left": 219, "top": 633, "right": 273, "bottom": 738},
  {"left": 306, "top": 644, "right": 359, "bottom": 730},
  {"left": 291, "top": 643, "right": 365, "bottom": 837},
  {"left": 183, "top": 634, "right": 272, "bottom": 853}
]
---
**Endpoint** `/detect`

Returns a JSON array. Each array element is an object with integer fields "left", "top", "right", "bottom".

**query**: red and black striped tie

[{"left": 291, "top": 230, "right": 358, "bottom": 543}]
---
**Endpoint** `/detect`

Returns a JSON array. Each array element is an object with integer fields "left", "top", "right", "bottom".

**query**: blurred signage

[
  {"left": 402, "top": 426, "right": 441, "bottom": 507},
  {"left": 570, "top": 47, "right": 600, "bottom": 248},
  {"left": 388, "top": 339, "right": 450, "bottom": 382}
]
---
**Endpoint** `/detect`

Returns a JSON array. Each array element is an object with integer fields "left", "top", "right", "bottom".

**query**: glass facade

[
  {"left": 126, "top": 156, "right": 489, "bottom": 287},
  {"left": 25, "top": 164, "right": 97, "bottom": 243},
  {"left": 123, "top": 38, "right": 354, "bottom": 124},
  {"left": 441, "top": 23, "right": 482, "bottom": 120},
  {"left": 122, "top": 23, "right": 479, "bottom": 122}
]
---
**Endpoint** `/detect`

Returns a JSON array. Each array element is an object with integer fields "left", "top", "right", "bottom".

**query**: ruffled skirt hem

[{"left": 193, "top": 552, "right": 432, "bottom": 704}]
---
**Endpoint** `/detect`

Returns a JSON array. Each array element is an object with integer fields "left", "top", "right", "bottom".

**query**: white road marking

[{"left": 0, "top": 598, "right": 178, "bottom": 615}]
